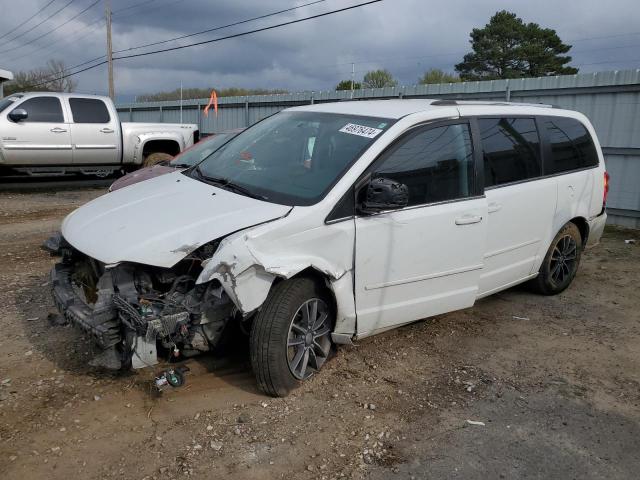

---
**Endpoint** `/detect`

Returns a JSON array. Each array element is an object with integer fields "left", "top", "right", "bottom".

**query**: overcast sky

[{"left": 0, "top": 0, "right": 639, "bottom": 101}]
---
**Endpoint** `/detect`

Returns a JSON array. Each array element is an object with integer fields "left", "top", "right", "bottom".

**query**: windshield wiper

[
  {"left": 222, "top": 181, "right": 268, "bottom": 201},
  {"left": 193, "top": 166, "right": 267, "bottom": 201}
]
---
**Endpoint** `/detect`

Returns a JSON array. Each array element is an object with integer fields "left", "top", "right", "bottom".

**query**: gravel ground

[{"left": 0, "top": 188, "right": 638, "bottom": 480}]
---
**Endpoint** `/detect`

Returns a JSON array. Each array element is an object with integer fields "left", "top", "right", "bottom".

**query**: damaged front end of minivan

[{"left": 45, "top": 232, "right": 237, "bottom": 370}]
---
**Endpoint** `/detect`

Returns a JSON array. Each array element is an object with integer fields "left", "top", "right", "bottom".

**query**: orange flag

[{"left": 204, "top": 90, "right": 218, "bottom": 117}]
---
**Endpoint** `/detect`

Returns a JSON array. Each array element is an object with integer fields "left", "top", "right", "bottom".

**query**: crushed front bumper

[{"left": 50, "top": 263, "right": 121, "bottom": 349}]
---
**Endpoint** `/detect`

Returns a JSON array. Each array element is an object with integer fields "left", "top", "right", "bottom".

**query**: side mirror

[
  {"left": 8, "top": 108, "right": 28, "bottom": 122},
  {"left": 359, "top": 177, "right": 409, "bottom": 214}
]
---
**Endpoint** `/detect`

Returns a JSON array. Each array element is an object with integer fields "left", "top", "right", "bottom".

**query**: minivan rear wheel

[
  {"left": 530, "top": 222, "right": 583, "bottom": 295},
  {"left": 250, "top": 278, "right": 334, "bottom": 397}
]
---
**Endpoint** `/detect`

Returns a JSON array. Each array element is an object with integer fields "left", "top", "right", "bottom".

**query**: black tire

[
  {"left": 143, "top": 152, "right": 173, "bottom": 167},
  {"left": 250, "top": 278, "right": 333, "bottom": 397},
  {"left": 530, "top": 222, "right": 583, "bottom": 295}
]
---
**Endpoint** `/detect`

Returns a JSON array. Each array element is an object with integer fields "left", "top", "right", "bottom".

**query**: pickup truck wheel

[
  {"left": 250, "top": 278, "right": 334, "bottom": 397},
  {"left": 530, "top": 222, "right": 583, "bottom": 295},
  {"left": 143, "top": 152, "right": 173, "bottom": 167}
]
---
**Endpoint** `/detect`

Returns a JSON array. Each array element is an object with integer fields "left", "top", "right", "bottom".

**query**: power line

[
  {"left": 5, "top": 17, "right": 105, "bottom": 63},
  {"left": 112, "top": 0, "right": 187, "bottom": 20},
  {"left": 23, "top": 0, "right": 383, "bottom": 89},
  {"left": 0, "top": 0, "right": 101, "bottom": 54},
  {"left": 113, "top": 0, "right": 383, "bottom": 61},
  {"left": 0, "top": 0, "right": 57, "bottom": 41},
  {"left": 0, "top": 0, "right": 76, "bottom": 48},
  {"left": 20, "top": 0, "right": 336, "bottom": 83},
  {"left": 113, "top": 0, "right": 327, "bottom": 54},
  {"left": 113, "top": 0, "right": 159, "bottom": 15}
]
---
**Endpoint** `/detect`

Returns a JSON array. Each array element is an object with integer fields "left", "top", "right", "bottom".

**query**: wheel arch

[
  {"left": 277, "top": 267, "right": 339, "bottom": 320},
  {"left": 569, "top": 216, "right": 590, "bottom": 246},
  {"left": 142, "top": 138, "right": 181, "bottom": 158}
]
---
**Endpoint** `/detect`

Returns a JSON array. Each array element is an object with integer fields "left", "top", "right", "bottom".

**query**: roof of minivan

[
  {"left": 288, "top": 99, "right": 562, "bottom": 119},
  {"left": 289, "top": 100, "right": 439, "bottom": 119}
]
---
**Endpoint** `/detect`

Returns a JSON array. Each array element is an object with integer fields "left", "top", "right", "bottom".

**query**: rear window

[
  {"left": 69, "top": 98, "right": 111, "bottom": 123},
  {"left": 544, "top": 117, "right": 599, "bottom": 174},
  {"left": 479, "top": 118, "right": 542, "bottom": 187}
]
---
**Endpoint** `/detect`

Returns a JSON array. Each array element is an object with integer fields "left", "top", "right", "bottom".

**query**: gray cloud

[{"left": 1, "top": 0, "right": 639, "bottom": 101}]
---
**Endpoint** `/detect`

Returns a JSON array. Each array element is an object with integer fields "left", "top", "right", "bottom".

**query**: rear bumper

[
  {"left": 50, "top": 264, "right": 121, "bottom": 349},
  {"left": 587, "top": 210, "right": 607, "bottom": 248}
]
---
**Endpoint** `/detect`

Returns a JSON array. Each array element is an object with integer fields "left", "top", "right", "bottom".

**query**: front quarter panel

[{"left": 197, "top": 208, "right": 357, "bottom": 334}]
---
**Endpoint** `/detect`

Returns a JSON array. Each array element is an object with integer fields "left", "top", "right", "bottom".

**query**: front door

[
  {"left": 354, "top": 121, "right": 487, "bottom": 336},
  {"left": 67, "top": 97, "right": 120, "bottom": 164},
  {"left": 1, "top": 96, "right": 72, "bottom": 165}
]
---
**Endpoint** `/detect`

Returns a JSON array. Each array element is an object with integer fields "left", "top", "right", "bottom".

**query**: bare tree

[{"left": 4, "top": 59, "right": 78, "bottom": 95}]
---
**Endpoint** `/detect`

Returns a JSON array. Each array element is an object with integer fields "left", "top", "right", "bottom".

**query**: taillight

[{"left": 603, "top": 171, "right": 610, "bottom": 206}]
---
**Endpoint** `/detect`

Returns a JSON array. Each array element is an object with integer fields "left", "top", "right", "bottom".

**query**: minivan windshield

[
  {"left": 169, "top": 131, "right": 239, "bottom": 168},
  {"left": 191, "top": 111, "right": 394, "bottom": 205},
  {"left": 0, "top": 95, "right": 23, "bottom": 113}
]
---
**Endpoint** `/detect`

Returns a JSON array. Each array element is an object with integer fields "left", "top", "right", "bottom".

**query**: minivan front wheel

[
  {"left": 531, "top": 222, "right": 583, "bottom": 295},
  {"left": 250, "top": 278, "right": 334, "bottom": 397}
]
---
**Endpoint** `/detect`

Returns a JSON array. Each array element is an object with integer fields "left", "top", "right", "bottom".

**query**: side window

[
  {"left": 69, "top": 98, "right": 111, "bottom": 123},
  {"left": 373, "top": 123, "right": 474, "bottom": 206},
  {"left": 12, "top": 97, "right": 63, "bottom": 123},
  {"left": 544, "top": 117, "right": 599, "bottom": 174},
  {"left": 479, "top": 118, "right": 541, "bottom": 187}
]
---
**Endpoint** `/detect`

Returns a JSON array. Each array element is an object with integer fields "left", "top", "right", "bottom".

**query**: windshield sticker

[{"left": 339, "top": 123, "right": 383, "bottom": 139}]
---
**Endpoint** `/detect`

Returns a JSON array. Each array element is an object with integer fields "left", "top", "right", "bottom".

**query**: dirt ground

[{"left": 0, "top": 187, "right": 639, "bottom": 480}]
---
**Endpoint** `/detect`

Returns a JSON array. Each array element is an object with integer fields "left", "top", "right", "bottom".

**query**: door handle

[
  {"left": 488, "top": 202, "right": 502, "bottom": 213},
  {"left": 100, "top": 128, "right": 114, "bottom": 133},
  {"left": 50, "top": 127, "right": 67, "bottom": 133},
  {"left": 455, "top": 215, "right": 483, "bottom": 226}
]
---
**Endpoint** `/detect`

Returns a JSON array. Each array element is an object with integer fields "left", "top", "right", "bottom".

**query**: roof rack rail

[{"left": 431, "top": 99, "right": 556, "bottom": 108}]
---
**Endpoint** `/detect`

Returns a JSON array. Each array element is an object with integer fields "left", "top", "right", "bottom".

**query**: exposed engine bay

[{"left": 45, "top": 233, "right": 239, "bottom": 370}]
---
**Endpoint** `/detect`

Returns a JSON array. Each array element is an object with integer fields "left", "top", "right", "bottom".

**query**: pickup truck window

[
  {"left": 13, "top": 96, "right": 64, "bottom": 123},
  {"left": 69, "top": 98, "right": 110, "bottom": 123},
  {"left": 0, "top": 95, "right": 23, "bottom": 113}
]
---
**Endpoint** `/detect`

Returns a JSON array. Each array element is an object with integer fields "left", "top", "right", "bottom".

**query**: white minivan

[{"left": 47, "top": 100, "right": 609, "bottom": 396}]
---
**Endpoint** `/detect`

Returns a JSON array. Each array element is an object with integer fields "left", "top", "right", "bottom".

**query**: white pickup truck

[{"left": 0, "top": 92, "right": 199, "bottom": 177}]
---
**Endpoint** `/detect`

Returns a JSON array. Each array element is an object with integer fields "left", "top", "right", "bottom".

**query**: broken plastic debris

[
  {"left": 512, "top": 316, "right": 530, "bottom": 321},
  {"left": 466, "top": 420, "right": 485, "bottom": 426},
  {"left": 154, "top": 366, "right": 190, "bottom": 392},
  {"left": 624, "top": 239, "right": 636, "bottom": 244}
]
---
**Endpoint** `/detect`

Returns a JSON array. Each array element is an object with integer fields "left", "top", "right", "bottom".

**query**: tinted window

[
  {"left": 372, "top": 123, "right": 474, "bottom": 206},
  {"left": 544, "top": 117, "right": 599, "bottom": 174},
  {"left": 69, "top": 98, "right": 110, "bottom": 123},
  {"left": 479, "top": 118, "right": 541, "bottom": 187},
  {"left": 0, "top": 95, "right": 23, "bottom": 113},
  {"left": 13, "top": 97, "right": 63, "bottom": 123}
]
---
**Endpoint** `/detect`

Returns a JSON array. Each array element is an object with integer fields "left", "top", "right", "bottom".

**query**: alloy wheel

[
  {"left": 549, "top": 235, "right": 578, "bottom": 285},
  {"left": 286, "top": 298, "right": 331, "bottom": 380}
]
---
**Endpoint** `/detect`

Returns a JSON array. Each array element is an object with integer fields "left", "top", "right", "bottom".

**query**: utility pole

[
  {"left": 350, "top": 62, "right": 355, "bottom": 99},
  {"left": 105, "top": 0, "right": 115, "bottom": 99}
]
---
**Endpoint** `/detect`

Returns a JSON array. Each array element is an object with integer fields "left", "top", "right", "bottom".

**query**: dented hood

[{"left": 61, "top": 171, "right": 291, "bottom": 267}]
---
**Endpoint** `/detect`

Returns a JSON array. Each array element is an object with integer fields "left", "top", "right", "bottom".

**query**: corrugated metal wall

[{"left": 117, "top": 69, "right": 640, "bottom": 227}]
